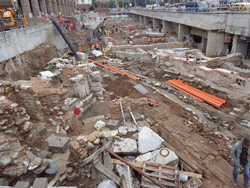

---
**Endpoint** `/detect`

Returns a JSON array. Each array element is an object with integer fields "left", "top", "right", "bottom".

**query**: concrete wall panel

[{"left": 0, "top": 24, "right": 67, "bottom": 62}]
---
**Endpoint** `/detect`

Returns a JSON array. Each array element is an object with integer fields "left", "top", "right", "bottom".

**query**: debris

[
  {"left": 14, "top": 181, "right": 30, "bottom": 188},
  {"left": 106, "top": 149, "right": 165, "bottom": 188},
  {"left": 33, "top": 178, "right": 48, "bottom": 188},
  {"left": 46, "top": 136, "right": 71, "bottom": 153},
  {"left": 120, "top": 102, "right": 126, "bottom": 124},
  {"left": 112, "top": 159, "right": 202, "bottom": 178},
  {"left": 112, "top": 137, "right": 137, "bottom": 155},
  {"left": 86, "top": 142, "right": 95, "bottom": 150},
  {"left": 94, "top": 120, "right": 106, "bottom": 131},
  {"left": 92, "top": 50, "right": 103, "bottom": 57},
  {"left": 106, "top": 120, "right": 120, "bottom": 130},
  {"left": 45, "top": 163, "right": 58, "bottom": 175},
  {"left": 97, "top": 180, "right": 117, "bottom": 188},
  {"left": 134, "top": 148, "right": 179, "bottom": 166},
  {"left": 186, "top": 177, "right": 203, "bottom": 188},
  {"left": 33, "top": 159, "right": 49, "bottom": 175},
  {"left": 118, "top": 126, "right": 128, "bottom": 135},
  {"left": 138, "top": 127, "right": 164, "bottom": 154}
]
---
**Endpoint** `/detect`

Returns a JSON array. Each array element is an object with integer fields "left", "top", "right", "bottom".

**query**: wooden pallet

[{"left": 141, "top": 162, "right": 180, "bottom": 188}]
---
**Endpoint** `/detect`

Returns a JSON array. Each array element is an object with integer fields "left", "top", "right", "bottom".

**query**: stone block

[
  {"left": 48, "top": 136, "right": 71, "bottom": 153},
  {"left": 106, "top": 120, "right": 120, "bottom": 130},
  {"left": 14, "top": 181, "right": 30, "bottom": 188},
  {"left": 134, "top": 148, "right": 179, "bottom": 166},
  {"left": 112, "top": 136, "right": 137, "bottom": 155},
  {"left": 138, "top": 127, "right": 163, "bottom": 154},
  {"left": 133, "top": 114, "right": 143, "bottom": 122},
  {"left": 33, "top": 178, "right": 48, "bottom": 188},
  {"left": 36, "top": 122, "right": 47, "bottom": 136}
]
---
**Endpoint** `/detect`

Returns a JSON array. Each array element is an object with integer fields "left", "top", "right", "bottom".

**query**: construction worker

[
  {"left": 90, "top": 43, "right": 95, "bottom": 50},
  {"left": 231, "top": 138, "right": 250, "bottom": 187},
  {"left": 147, "top": 37, "right": 151, "bottom": 44},
  {"left": 152, "top": 37, "right": 156, "bottom": 43},
  {"left": 162, "top": 38, "right": 166, "bottom": 43},
  {"left": 88, "top": 15, "right": 90, "bottom": 19},
  {"left": 94, "top": 16, "right": 96, "bottom": 21},
  {"left": 95, "top": 42, "right": 99, "bottom": 51},
  {"left": 104, "top": 29, "right": 107, "bottom": 35},
  {"left": 99, "top": 28, "right": 102, "bottom": 34},
  {"left": 59, "top": 11, "right": 61, "bottom": 17}
]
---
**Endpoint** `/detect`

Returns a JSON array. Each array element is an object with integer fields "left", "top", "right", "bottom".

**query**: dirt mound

[{"left": 105, "top": 76, "right": 143, "bottom": 98}]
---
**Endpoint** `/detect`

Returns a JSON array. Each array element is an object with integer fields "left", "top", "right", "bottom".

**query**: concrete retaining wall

[{"left": 0, "top": 23, "right": 68, "bottom": 62}]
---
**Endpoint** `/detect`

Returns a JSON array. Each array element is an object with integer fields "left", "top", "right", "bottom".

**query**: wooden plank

[
  {"left": 103, "top": 151, "right": 113, "bottom": 171},
  {"left": 120, "top": 174, "right": 129, "bottom": 188},
  {"left": 94, "top": 161, "right": 121, "bottom": 186},
  {"left": 144, "top": 172, "right": 176, "bottom": 181},
  {"left": 112, "top": 159, "right": 202, "bottom": 179},
  {"left": 80, "top": 141, "right": 111, "bottom": 166},
  {"left": 142, "top": 177, "right": 177, "bottom": 187}
]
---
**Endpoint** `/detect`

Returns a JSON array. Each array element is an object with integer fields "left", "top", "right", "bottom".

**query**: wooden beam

[
  {"left": 112, "top": 159, "right": 202, "bottom": 179},
  {"left": 94, "top": 161, "right": 121, "bottom": 186},
  {"left": 80, "top": 141, "right": 111, "bottom": 167}
]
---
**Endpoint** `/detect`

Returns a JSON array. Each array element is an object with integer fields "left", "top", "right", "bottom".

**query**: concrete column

[
  {"left": 162, "top": 20, "right": 172, "bottom": 34},
  {"left": 231, "top": 34, "right": 248, "bottom": 57},
  {"left": 46, "top": 0, "right": 54, "bottom": 15},
  {"left": 231, "top": 35, "right": 238, "bottom": 54},
  {"left": 139, "top": 16, "right": 143, "bottom": 23},
  {"left": 201, "top": 37, "right": 207, "bottom": 54},
  {"left": 57, "top": 0, "right": 62, "bottom": 13},
  {"left": 61, "top": 0, "right": 66, "bottom": 15},
  {"left": 20, "top": 0, "right": 32, "bottom": 17},
  {"left": 52, "top": 0, "right": 59, "bottom": 16},
  {"left": 31, "top": 0, "right": 41, "bottom": 16},
  {"left": 153, "top": 18, "right": 160, "bottom": 31},
  {"left": 39, "top": 0, "right": 48, "bottom": 14},
  {"left": 178, "top": 24, "right": 191, "bottom": 41},
  {"left": 144, "top": 16, "right": 150, "bottom": 25},
  {"left": 206, "top": 31, "right": 225, "bottom": 57}
]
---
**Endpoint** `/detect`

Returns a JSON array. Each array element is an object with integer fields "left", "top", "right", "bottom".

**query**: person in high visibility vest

[
  {"left": 147, "top": 37, "right": 151, "bottom": 44},
  {"left": 152, "top": 37, "right": 156, "bottom": 43},
  {"left": 95, "top": 42, "right": 99, "bottom": 50},
  {"left": 91, "top": 44, "right": 95, "bottom": 50},
  {"left": 59, "top": 12, "right": 61, "bottom": 17},
  {"left": 104, "top": 29, "right": 107, "bottom": 35},
  {"left": 70, "top": 23, "right": 73, "bottom": 31},
  {"left": 162, "top": 38, "right": 165, "bottom": 43}
]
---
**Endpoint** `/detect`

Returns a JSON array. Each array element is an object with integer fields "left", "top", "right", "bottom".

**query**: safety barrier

[{"left": 167, "top": 79, "right": 227, "bottom": 109}]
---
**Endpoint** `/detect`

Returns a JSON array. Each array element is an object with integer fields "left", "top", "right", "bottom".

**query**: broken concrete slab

[
  {"left": 118, "top": 126, "right": 128, "bottom": 135},
  {"left": 137, "top": 121, "right": 150, "bottom": 131},
  {"left": 133, "top": 84, "right": 149, "bottom": 95},
  {"left": 112, "top": 137, "right": 137, "bottom": 155},
  {"left": 134, "top": 148, "right": 179, "bottom": 166},
  {"left": 186, "top": 177, "right": 203, "bottom": 188},
  {"left": 97, "top": 180, "right": 117, "bottom": 188},
  {"left": 46, "top": 135, "right": 71, "bottom": 153},
  {"left": 33, "top": 159, "right": 49, "bottom": 175},
  {"left": 106, "top": 120, "right": 120, "bottom": 130},
  {"left": 14, "top": 181, "right": 30, "bottom": 188},
  {"left": 33, "top": 178, "right": 48, "bottom": 188},
  {"left": 94, "top": 120, "right": 106, "bottom": 131},
  {"left": 36, "top": 122, "right": 47, "bottom": 136},
  {"left": 138, "top": 127, "right": 164, "bottom": 154}
]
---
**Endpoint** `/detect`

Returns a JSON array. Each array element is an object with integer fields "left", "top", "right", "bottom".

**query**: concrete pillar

[
  {"left": 206, "top": 31, "right": 225, "bottom": 56},
  {"left": 31, "top": 0, "right": 41, "bottom": 16},
  {"left": 52, "top": 0, "right": 59, "bottom": 16},
  {"left": 231, "top": 35, "right": 238, "bottom": 54},
  {"left": 231, "top": 34, "right": 248, "bottom": 57},
  {"left": 61, "top": 0, "right": 66, "bottom": 15},
  {"left": 46, "top": 0, "right": 54, "bottom": 15},
  {"left": 201, "top": 37, "right": 207, "bottom": 54},
  {"left": 153, "top": 18, "right": 160, "bottom": 31},
  {"left": 162, "top": 21, "right": 172, "bottom": 34},
  {"left": 139, "top": 16, "right": 143, "bottom": 23},
  {"left": 57, "top": 0, "right": 62, "bottom": 13},
  {"left": 144, "top": 16, "right": 150, "bottom": 25},
  {"left": 20, "top": 0, "right": 32, "bottom": 17},
  {"left": 39, "top": 0, "right": 48, "bottom": 14},
  {"left": 178, "top": 24, "right": 191, "bottom": 41}
]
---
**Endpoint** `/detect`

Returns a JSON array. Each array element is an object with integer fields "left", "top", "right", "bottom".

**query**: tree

[
  {"left": 108, "top": 0, "right": 116, "bottom": 8},
  {"left": 92, "top": 0, "right": 98, "bottom": 8}
]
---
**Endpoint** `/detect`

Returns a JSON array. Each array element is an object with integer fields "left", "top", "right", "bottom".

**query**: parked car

[
  {"left": 231, "top": 2, "right": 250, "bottom": 12},
  {"left": 185, "top": 1, "right": 209, "bottom": 12}
]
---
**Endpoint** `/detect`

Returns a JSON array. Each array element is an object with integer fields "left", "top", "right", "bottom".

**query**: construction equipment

[{"left": 0, "top": 0, "right": 27, "bottom": 30}]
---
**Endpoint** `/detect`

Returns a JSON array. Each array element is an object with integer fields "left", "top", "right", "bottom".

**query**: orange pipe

[
  {"left": 88, "top": 59, "right": 139, "bottom": 80},
  {"left": 167, "top": 79, "right": 226, "bottom": 109},
  {"left": 147, "top": 98, "right": 159, "bottom": 106}
]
